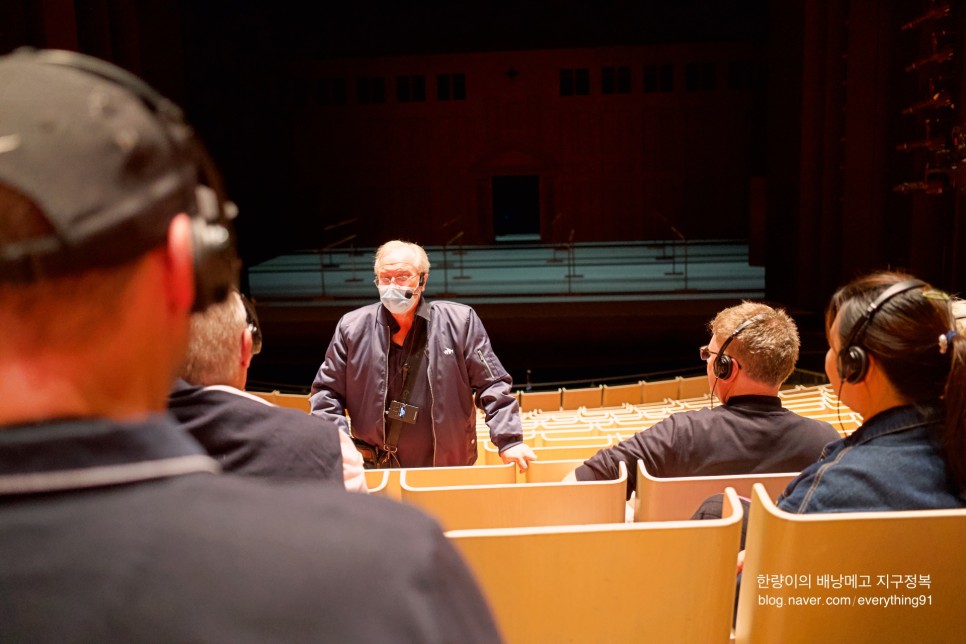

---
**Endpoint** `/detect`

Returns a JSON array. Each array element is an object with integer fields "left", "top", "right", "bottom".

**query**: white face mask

[{"left": 378, "top": 284, "right": 418, "bottom": 315}]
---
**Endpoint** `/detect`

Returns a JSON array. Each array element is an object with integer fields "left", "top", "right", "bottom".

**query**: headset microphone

[{"left": 403, "top": 273, "right": 426, "bottom": 299}]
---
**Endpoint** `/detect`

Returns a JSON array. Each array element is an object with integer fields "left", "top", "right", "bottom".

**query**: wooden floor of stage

[{"left": 242, "top": 239, "right": 826, "bottom": 393}]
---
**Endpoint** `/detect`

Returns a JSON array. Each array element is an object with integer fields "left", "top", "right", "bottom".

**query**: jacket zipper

[
  {"left": 477, "top": 349, "right": 495, "bottom": 379},
  {"left": 382, "top": 324, "right": 390, "bottom": 447},
  {"left": 427, "top": 350, "right": 437, "bottom": 467}
]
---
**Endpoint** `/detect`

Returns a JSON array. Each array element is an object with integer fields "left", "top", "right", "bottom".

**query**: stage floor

[
  {"left": 243, "top": 240, "right": 786, "bottom": 393},
  {"left": 247, "top": 239, "right": 763, "bottom": 304}
]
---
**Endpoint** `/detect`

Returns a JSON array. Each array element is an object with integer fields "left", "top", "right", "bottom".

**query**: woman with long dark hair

[{"left": 778, "top": 271, "right": 966, "bottom": 512}]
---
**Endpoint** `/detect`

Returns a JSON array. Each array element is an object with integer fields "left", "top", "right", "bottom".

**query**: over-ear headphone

[
  {"left": 714, "top": 314, "right": 767, "bottom": 380},
  {"left": 8, "top": 48, "right": 239, "bottom": 311},
  {"left": 835, "top": 279, "right": 926, "bottom": 384}
]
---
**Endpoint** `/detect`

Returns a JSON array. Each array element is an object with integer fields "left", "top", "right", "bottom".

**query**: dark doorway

[{"left": 492, "top": 175, "right": 540, "bottom": 242}]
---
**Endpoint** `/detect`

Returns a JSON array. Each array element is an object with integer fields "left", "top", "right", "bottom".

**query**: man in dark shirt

[
  {"left": 168, "top": 290, "right": 367, "bottom": 490},
  {"left": 0, "top": 49, "right": 498, "bottom": 642},
  {"left": 311, "top": 239, "right": 536, "bottom": 469},
  {"left": 569, "top": 302, "right": 840, "bottom": 499}
]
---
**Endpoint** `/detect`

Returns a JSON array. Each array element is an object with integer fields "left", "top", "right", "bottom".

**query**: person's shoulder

[
  {"left": 167, "top": 379, "right": 207, "bottom": 405},
  {"left": 640, "top": 407, "right": 705, "bottom": 437},
  {"left": 164, "top": 473, "right": 443, "bottom": 540},
  {"left": 115, "top": 475, "right": 497, "bottom": 640},
  {"left": 339, "top": 302, "right": 383, "bottom": 325},
  {"left": 172, "top": 385, "right": 265, "bottom": 415},
  {"left": 799, "top": 416, "right": 841, "bottom": 439},
  {"left": 169, "top": 378, "right": 198, "bottom": 398},
  {"left": 429, "top": 301, "right": 482, "bottom": 329},
  {"left": 429, "top": 300, "right": 474, "bottom": 315},
  {"left": 263, "top": 403, "right": 341, "bottom": 435},
  {"left": 665, "top": 404, "right": 719, "bottom": 426},
  {"left": 768, "top": 404, "right": 841, "bottom": 440}
]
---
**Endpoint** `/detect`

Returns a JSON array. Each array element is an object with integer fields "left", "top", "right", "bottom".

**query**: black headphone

[
  {"left": 11, "top": 48, "right": 239, "bottom": 312},
  {"left": 836, "top": 279, "right": 926, "bottom": 384},
  {"left": 714, "top": 313, "right": 767, "bottom": 380}
]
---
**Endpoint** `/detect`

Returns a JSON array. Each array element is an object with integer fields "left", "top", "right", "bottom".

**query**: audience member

[
  {"left": 568, "top": 302, "right": 840, "bottom": 499},
  {"left": 310, "top": 239, "right": 536, "bottom": 469},
  {"left": 169, "top": 290, "right": 367, "bottom": 491},
  {"left": 776, "top": 271, "right": 966, "bottom": 513},
  {"left": 0, "top": 48, "right": 498, "bottom": 642}
]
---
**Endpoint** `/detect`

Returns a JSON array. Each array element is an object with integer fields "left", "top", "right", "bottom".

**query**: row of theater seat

[
  {"left": 365, "top": 460, "right": 965, "bottom": 643},
  {"left": 474, "top": 383, "right": 863, "bottom": 464},
  {"left": 516, "top": 374, "right": 716, "bottom": 412},
  {"left": 249, "top": 380, "right": 861, "bottom": 437},
  {"left": 364, "top": 459, "right": 793, "bottom": 528},
  {"left": 249, "top": 381, "right": 962, "bottom": 641}
]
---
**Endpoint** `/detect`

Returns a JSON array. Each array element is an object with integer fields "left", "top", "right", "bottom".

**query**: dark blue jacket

[
  {"left": 0, "top": 415, "right": 501, "bottom": 642},
  {"left": 778, "top": 402, "right": 965, "bottom": 513},
  {"left": 310, "top": 298, "right": 523, "bottom": 466},
  {"left": 168, "top": 379, "right": 344, "bottom": 485}
]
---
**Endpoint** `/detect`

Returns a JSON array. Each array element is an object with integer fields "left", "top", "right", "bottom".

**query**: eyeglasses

[
  {"left": 374, "top": 273, "right": 418, "bottom": 286},
  {"left": 699, "top": 345, "right": 718, "bottom": 361},
  {"left": 240, "top": 292, "right": 262, "bottom": 355}
]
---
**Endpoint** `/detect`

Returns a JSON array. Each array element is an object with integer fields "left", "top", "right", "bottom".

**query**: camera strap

[{"left": 381, "top": 320, "right": 427, "bottom": 467}]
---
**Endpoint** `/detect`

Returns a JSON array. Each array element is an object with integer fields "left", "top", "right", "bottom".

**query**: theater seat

[
  {"left": 735, "top": 483, "right": 966, "bottom": 643},
  {"left": 448, "top": 487, "right": 744, "bottom": 643},
  {"left": 635, "top": 460, "right": 798, "bottom": 521},
  {"left": 400, "top": 462, "right": 627, "bottom": 530}
]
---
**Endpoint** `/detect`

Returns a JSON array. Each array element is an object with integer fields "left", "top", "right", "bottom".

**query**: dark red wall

[{"left": 285, "top": 43, "right": 764, "bottom": 247}]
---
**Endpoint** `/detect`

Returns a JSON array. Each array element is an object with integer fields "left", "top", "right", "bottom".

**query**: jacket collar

[
  {"left": 723, "top": 394, "right": 783, "bottom": 409},
  {"left": 0, "top": 414, "right": 218, "bottom": 495},
  {"left": 380, "top": 297, "right": 431, "bottom": 332},
  {"left": 846, "top": 401, "right": 944, "bottom": 447}
]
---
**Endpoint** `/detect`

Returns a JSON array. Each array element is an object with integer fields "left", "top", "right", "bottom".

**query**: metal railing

[{"left": 248, "top": 239, "right": 764, "bottom": 302}]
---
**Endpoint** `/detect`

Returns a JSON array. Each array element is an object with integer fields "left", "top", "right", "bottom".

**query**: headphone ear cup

[
  {"left": 190, "top": 216, "right": 237, "bottom": 312},
  {"left": 24, "top": 49, "right": 240, "bottom": 311},
  {"left": 714, "top": 354, "right": 733, "bottom": 380},
  {"left": 838, "top": 346, "right": 868, "bottom": 384}
]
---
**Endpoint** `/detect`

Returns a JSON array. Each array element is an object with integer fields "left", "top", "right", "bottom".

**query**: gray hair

[
  {"left": 373, "top": 240, "right": 431, "bottom": 275},
  {"left": 180, "top": 291, "right": 246, "bottom": 386}
]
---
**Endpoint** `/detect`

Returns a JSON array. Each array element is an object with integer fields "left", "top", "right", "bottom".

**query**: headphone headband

[
  {"left": 714, "top": 313, "right": 767, "bottom": 380},
  {"left": 1, "top": 48, "right": 239, "bottom": 310},
  {"left": 840, "top": 279, "right": 927, "bottom": 355},
  {"left": 836, "top": 278, "right": 927, "bottom": 383}
]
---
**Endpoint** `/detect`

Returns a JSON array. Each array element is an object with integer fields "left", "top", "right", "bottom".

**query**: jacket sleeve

[
  {"left": 574, "top": 417, "right": 680, "bottom": 500},
  {"left": 309, "top": 318, "right": 351, "bottom": 435},
  {"left": 337, "top": 429, "right": 368, "bottom": 493},
  {"left": 462, "top": 308, "right": 524, "bottom": 452}
]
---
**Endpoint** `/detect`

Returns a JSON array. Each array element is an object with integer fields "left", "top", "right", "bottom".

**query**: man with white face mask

[{"left": 310, "top": 240, "right": 536, "bottom": 469}]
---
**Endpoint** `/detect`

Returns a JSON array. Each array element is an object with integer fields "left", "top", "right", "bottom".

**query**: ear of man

[
  {"left": 240, "top": 326, "right": 254, "bottom": 372},
  {"left": 164, "top": 213, "right": 197, "bottom": 315}
]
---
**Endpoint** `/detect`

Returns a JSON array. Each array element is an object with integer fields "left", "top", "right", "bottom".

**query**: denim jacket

[{"left": 778, "top": 402, "right": 965, "bottom": 514}]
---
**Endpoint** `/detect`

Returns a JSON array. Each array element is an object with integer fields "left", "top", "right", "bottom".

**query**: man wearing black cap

[{"left": 0, "top": 49, "right": 499, "bottom": 642}]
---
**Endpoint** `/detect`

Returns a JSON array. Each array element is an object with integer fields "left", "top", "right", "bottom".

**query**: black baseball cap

[{"left": 0, "top": 48, "right": 199, "bottom": 281}]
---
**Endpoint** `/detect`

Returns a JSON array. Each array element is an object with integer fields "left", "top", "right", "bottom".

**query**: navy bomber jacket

[{"left": 310, "top": 298, "right": 523, "bottom": 466}]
